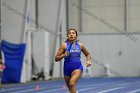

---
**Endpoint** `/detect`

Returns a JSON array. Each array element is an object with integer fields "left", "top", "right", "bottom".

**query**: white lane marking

[
  {"left": 78, "top": 87, "right": 97, "bottom": 92},
  {"left": 36, "top": 88, "right": 63, "bottom": 93},
  {"left": 0, "top": 87, "right": 23, "bottom": 92},
  {"left": 128, "top": 89, "right": 140, "bottom": 93},
  {"left": 9, "top": 87, "right": 47, "bottom": 93},
  {"left": 97, "top": 87, "right": 123, "bottom": 93}
]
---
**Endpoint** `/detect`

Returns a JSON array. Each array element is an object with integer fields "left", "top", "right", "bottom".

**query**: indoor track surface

[{"left": 0, "top": 77, "right": 140, "bottom": 93}]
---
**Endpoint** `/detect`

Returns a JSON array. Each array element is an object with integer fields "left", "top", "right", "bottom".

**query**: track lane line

[
  {"left": 97, "top": 87, "right": 123, "bottom": 93},
  {"left": 128, "top": 89, "right": 140, "bottom": 93}
]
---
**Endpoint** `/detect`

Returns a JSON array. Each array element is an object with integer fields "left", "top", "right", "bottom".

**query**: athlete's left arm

[{"left": 80, "top": 43, "right": 91, "bottom": 67}]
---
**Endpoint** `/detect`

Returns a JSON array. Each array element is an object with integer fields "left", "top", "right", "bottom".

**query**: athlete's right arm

[{"left": 55, "top": 43, "right": 69, "bottom": 62}]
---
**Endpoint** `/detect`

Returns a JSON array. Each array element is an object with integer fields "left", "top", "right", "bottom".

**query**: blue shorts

[{"left": 64, "top": 61, "right": 83, "bottom": 77}]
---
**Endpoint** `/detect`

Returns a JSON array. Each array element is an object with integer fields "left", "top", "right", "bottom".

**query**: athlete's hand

[
  {"left": 62, "top": 51, "right": 70, "bottom": 58},
  {"left": 86, "top": 61, "right": 91, "bottom": 67}
]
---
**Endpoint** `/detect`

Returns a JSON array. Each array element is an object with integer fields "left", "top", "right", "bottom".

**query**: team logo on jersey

[{"left": 70, "top": 47, "right": 81, "bottom": 53}]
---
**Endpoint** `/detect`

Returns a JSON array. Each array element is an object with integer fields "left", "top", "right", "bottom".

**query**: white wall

[
  {"left": 128, "top": 0, "right": 140, "bottom": 32},
  {"left": 32, "top": 31, "right": 50, "bottom": 80},
  {"left": 38, "top": 0, "right": 61, "bottom": 77},
  {"left": 1, "top": 0, "right": 140, "bottom": 79},
  {"left": 1, "top": 0, "right": 26, "bottom": 43},
  {"left": 1, "top": 0, "right": 63, "bottom": 78},
  {"left": 68, "top": 0, "right": 81, "bottom": 31},
  {"left": 82, "top": 0, "right": 124, "bottom": 33},
  {"left": 79, "top": 34, "right": 140, "bottom": 77},
  {"left": 1, "top": 0, "right": 36, "bottom": 43},
  {"left": 68, "top": 0, "right": 140, "bottom": 77},
  {"left": 1, "top": 0, "right": 37, "bottom": 82}
]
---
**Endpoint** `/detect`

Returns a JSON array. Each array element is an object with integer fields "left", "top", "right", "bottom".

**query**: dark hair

[
  {"left": 65, "top": 28, "right": 79, "bottom": 42},
  {"left": 67, "top": 28, "right": 78, "bottom": 36}
]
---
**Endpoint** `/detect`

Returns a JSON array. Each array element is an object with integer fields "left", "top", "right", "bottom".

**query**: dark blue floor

[{"left": 0, "top": 77, "right": 140, "bottom": 93}]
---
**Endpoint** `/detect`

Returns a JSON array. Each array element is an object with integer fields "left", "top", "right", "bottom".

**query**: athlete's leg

[
  {"left": 69, "top": 69, "right": 82, "bottom": 93},
  {"left": 64, "top": 75, "right": 71, "bottom": 90}
]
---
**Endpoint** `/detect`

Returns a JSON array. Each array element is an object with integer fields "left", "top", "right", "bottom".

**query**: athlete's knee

[{"left": 69, "top": 81, "right": 76, "bottom": 88}]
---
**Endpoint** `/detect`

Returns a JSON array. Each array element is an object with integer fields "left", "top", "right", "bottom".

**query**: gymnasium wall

[
  {"left": 68, "top": 0, "right": 140, "bottom": 77},
  {"left": 1, "top": 0, "right": 140, "bottom": 79},
  {"left": 1, "top": 0, "right": 62, "bottom": 80},
  {"left": 79, "top": 35, "right": 140, "bottom": 77},
  {"left": 1, "top": 0, "right": 26, "bottom": 43}
]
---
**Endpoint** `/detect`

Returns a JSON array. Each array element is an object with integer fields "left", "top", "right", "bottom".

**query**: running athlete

[{"left": 55, "top": 28, "right": 91, "bottom": 93}]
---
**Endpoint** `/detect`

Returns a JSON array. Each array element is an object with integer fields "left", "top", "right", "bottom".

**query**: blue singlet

[{"left": 64, "top": 41, "right": 83, "bottom": 77}]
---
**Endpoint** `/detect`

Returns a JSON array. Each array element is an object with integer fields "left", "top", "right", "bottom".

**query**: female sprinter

[{"left": 55, "top": 28, "right": 91, "bottom": 93}]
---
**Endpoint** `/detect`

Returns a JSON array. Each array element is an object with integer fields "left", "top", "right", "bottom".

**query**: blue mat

[{"left": 1, "top": 40, "right": 26, "bottom": 83}]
